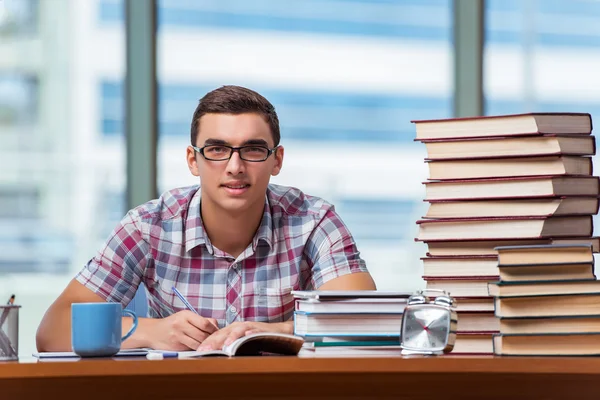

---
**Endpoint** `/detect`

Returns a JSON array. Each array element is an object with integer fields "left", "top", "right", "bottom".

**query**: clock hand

[{"left": 417, "top": 319, "right": 429, "bottom": 332}]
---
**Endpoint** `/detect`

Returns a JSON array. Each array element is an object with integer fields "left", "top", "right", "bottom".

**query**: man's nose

[{"left": 225, "top": 151, "right": 245, "bottom": 174}]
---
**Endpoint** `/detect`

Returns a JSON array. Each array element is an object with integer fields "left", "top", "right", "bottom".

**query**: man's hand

[
  {"left": 149, "top": 310, "right": 219, "bottom": 351},
  {"left": 197, "top": 321, "right": 293, "bottom": 351}
]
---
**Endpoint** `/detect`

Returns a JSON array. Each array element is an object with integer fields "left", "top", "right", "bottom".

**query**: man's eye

[
  {"left": 245, "top": 147, "right": 267, "bottom": 153},
  {"left": 207, "top": 146, "right": 226, "bottom": 153}
]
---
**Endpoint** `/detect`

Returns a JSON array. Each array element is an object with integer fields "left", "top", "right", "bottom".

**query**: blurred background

[{"left": 0, "top": 0, "right": 599, "bottom": 356}]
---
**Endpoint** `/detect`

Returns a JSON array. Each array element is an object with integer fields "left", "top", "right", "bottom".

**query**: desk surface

[{"left": 2, "top": 355, "right": 599, "bottom": 400}]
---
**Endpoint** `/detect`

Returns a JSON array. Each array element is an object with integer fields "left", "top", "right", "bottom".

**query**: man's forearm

[
  {"left": 121, "top": 317, "right": 159, "bottom": 349},
  {"left": 261, "top": 320, "right": 294, "bottom": 335},
  {"left": 282, "top": 320, "right": 294, "bottom": 334}
]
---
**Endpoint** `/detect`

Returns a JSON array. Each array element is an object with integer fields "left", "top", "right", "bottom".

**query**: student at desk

[{"left": 36, "top": 85, "right": 376, "bottom": 353}]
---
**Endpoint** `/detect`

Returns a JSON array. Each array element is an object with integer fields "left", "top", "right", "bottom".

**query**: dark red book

[{"left": 413, "top": 112, "right": 592, "bottom": 141}]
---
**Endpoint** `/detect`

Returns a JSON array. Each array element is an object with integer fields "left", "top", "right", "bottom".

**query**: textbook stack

[
  {"left": 489, "top": 244, "right": 600, "bottom": 356},
  {"left": 413, "top": 112, "right": 599, "bottom": 354},
  {"left": 291, "top": 291, "right": 409, "bottom": 356}
]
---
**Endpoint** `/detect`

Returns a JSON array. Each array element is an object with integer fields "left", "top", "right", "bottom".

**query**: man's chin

[{"left": 217, "top": 196, "right": 253, "bottom": 214}]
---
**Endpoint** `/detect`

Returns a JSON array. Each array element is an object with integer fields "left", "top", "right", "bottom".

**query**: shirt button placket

[{"left": 226, "top": 262, "right": 242, "bottom": 325}]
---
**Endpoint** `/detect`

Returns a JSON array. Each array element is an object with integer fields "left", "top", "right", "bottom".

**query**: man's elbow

[
  {"left": 36, "top": 279, "right": 106, "bottom": 351},
  {"left": 35, "top": 303, "right": 70, "bottom": 352},
  {"left": 35, "top": 326, "right": 51, "bottom": 352},
  {"left": 318, "top": 272, "right": 377, "bottom": 291}
]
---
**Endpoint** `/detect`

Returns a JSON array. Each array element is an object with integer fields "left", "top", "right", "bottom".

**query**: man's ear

[
  {"left": 186, "top": 146, "right": 200, "bottom": 176},
  {"left": 271, "top": 146, "right": 284, "bottom": 176}
]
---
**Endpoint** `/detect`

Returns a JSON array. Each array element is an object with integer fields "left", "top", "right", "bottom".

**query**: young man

[{"left": 36, "top": 85, "right": 376, "bottom": 352}]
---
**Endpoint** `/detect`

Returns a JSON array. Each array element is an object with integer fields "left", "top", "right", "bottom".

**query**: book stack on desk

[
  {"left": 489, "top": 244, "right": 600, "bottom": 356},
  {"left": 413, "top": 112, "right": 599, "bottom": 354},
  {"left": 291, "top": 290, "right": 410, "bottom": 355}
]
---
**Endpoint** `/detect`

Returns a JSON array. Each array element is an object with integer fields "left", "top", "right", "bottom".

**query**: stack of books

[
  {"left": 291, "top": 290, "right": 409, "bottom": 356},
  {"left": 490, "top": 244, "right": 600, "bottom": 356},
  {"left": 413, "top": 112, "right": 599, "bottom": 354}
]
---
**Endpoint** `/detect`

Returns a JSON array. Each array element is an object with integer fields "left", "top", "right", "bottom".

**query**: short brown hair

[{"left": 190, "top": 85, "right": 280, "bottom": 146}]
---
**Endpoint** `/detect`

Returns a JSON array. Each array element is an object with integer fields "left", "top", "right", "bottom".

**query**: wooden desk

[{"left": 1, "top": 355, "right": 599, "bottom": 399}]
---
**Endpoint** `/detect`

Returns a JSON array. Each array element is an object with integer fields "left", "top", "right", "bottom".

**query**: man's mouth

[
  {"left": 221, "top": 183, "right": 251, "bottom": 195},
  {"left": 222, "top": 184, "right": 250, "bottom": 189}
]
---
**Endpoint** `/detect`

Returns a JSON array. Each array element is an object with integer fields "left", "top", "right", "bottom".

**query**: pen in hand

[
  {"left": 171, "top": 287, "right": 219, "bottom": 330},
  {"left": 172, "top": 286, "right": 199, "bottom": 315}
]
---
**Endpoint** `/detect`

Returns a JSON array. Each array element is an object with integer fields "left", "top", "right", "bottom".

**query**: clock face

[{"left": 401, "top": 306, "right": 450, "bottom": 351}]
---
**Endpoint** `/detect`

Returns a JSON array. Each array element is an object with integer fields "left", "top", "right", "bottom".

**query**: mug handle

[{"left": 121, "top": 309, "right": 138, "bottom": 341}]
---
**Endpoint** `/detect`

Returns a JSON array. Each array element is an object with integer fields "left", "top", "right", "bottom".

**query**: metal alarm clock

[{"left": 400, "top": 289, "right": 458, "bottom": 355}]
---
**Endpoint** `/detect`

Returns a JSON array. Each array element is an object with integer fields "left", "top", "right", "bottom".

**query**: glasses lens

[
  {"left": 203, "top": 145, "right": 232, "bottom": 160},
  {"left": 240, "top": 146, "right": 269, "bottom": 161}
]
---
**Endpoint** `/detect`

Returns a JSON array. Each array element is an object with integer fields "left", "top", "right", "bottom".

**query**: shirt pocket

[{"left": 255, "top": 287, "right": 295, "bottom": 323}]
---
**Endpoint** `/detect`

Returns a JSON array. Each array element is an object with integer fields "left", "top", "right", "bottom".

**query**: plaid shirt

[{"left": 76, "top": 184, "right": 368, "bottom": 327}]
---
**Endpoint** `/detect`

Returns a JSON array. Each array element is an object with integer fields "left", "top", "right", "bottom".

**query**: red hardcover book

[
  {"left": 422, "top": 134, "right": 596, "bottom": 161},
  {"left": 416, "top": 215, "right": 593, "bottom": 241},
  {"left": 422, "top": 196, "right": 600, "bottom": 219},
  {"left": 426, "top": 155, "right": 592, "bottom": 180},
  {"left": 423, "top": 175, "right": 600, "bottom": 201},
  {"left": 413, "top": 112, "right": 592, "bottom": 141}
]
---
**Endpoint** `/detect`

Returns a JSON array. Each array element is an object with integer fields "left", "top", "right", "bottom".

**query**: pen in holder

[{"left": 0, "top": 304, "right": 20, "bottom": 361}]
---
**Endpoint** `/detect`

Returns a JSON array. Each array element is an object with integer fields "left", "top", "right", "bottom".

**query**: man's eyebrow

[
  {"left": 242, "top": 139, "right": 269, "bottom": 146},
  {"left": 203, "top": 138, "right": 228, "bottom": 145},
  {"left": 203, "top": 138, "right": 270, "bottom": 146}
]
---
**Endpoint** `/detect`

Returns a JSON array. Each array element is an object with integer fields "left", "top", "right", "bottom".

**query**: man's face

[{"left": 186, "top": 112, "right": 284, "bottom": 215}]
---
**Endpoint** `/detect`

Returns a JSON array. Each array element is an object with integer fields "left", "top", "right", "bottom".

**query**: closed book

[
  {"left": 301, "top": 345, "right": 402, "bottom": 356},
  {"left": 499, "top": 315, "right": 600, "bottom": 335},
  {"left": 454, "top": 297, "right": 495, "bottom": 312},
  {"left": 425, "top": 277, "right": 498, "bottom": 297},
  {"left": 292, "top": 290, "right": 411, "bottom": 300},
  {"left": 311, "top": 339, "right": 400, "bottom": 347},
  {"left": 456, "top": 311, "right": 500, "bottom": 332},
  {"left": 452, "top": 332, "right": 495, "bottom": 355},
  {"left": 493, "top": 333, "right": 600, "bottom": 356},
  {"left": 413, "top": 112, "right": 592, "bottom": 141},
  {"left": 293, "top": 311, "right": 403, "bottom": 337},
  {"left": 423, "top": 197, "right": 599, "bottom": 219},
  {"left": 423, "top": 135, "right": 595, "bottom": 160},
  {"left": 416, "top": 216, "right": 593, "bottom": 241},
  {"left": 295, "top": 298, "right": 406, "bottom": 314},
  {"left": 425, "top": 237, "right": 600, "bottom": 257},
  {"left": 427, "top": 156, "right": 592, "bottom": 181},
  {"left": 488, "top": 279, "right": 600, "bottom": 298},
  {"left": 300, "top": 338, "right": 402, "bottom": 356},
  {"left": 494, "top": 293, "right": 600, "bottom": 318},
  {"left": 421, "top": 256, "right": 499, "bottom": 278},
  {"left": 496, "top": 243, "right": 594, "bottom": 265},
  {"left": 498, "top": 263, "right": 595, "bottom": 283},
  {"left": 424, "top": 176, "right": 600, "bottom": 201}
]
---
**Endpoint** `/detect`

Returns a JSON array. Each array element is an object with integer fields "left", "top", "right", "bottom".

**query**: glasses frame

[{"left": 192, "top": 144, "right": 279, "bottom": 162}]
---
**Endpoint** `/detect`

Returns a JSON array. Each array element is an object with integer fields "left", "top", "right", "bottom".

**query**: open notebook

[{"left": 150, "top": 332, "right": 304, "bottom": 358}]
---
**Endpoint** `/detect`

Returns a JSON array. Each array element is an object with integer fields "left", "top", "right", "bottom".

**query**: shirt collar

[
  {"left": 184, "top": 187, "right": 273, "bottom": 254},
  {"left": 184, "top": 187, "right": 210, "bottom": 253},
  {"left": 252, "top": 195, "right": 273, "bottom": 252}
]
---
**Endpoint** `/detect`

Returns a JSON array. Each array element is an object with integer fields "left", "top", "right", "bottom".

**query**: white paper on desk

[{"left": 32, "top": 348, "right": 151, "bottom": 358}]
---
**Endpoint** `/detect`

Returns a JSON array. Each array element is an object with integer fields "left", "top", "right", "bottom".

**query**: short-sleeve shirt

[{"left": 76, "top": 183, "right": 369, "bottom": 327}]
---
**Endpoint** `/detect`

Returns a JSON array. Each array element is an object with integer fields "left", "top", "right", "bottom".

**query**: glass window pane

[
  {"left": 155, "top": 0, "right": 451, "bottom": 291},
  {"left": 484, "top": 0, "right": 600, "bottom": 231},
  {"left": 0, "top": 0, "right": 125, "bottom": 356}
]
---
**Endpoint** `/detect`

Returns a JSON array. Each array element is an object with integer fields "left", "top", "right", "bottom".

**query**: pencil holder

[{"left": 0, "top": 305, "right": 20, "bottom": 361}]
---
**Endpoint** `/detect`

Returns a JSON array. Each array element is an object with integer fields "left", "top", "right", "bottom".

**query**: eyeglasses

[{"left": 192, "top": 144, "right": 278, "bottom": 162}]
